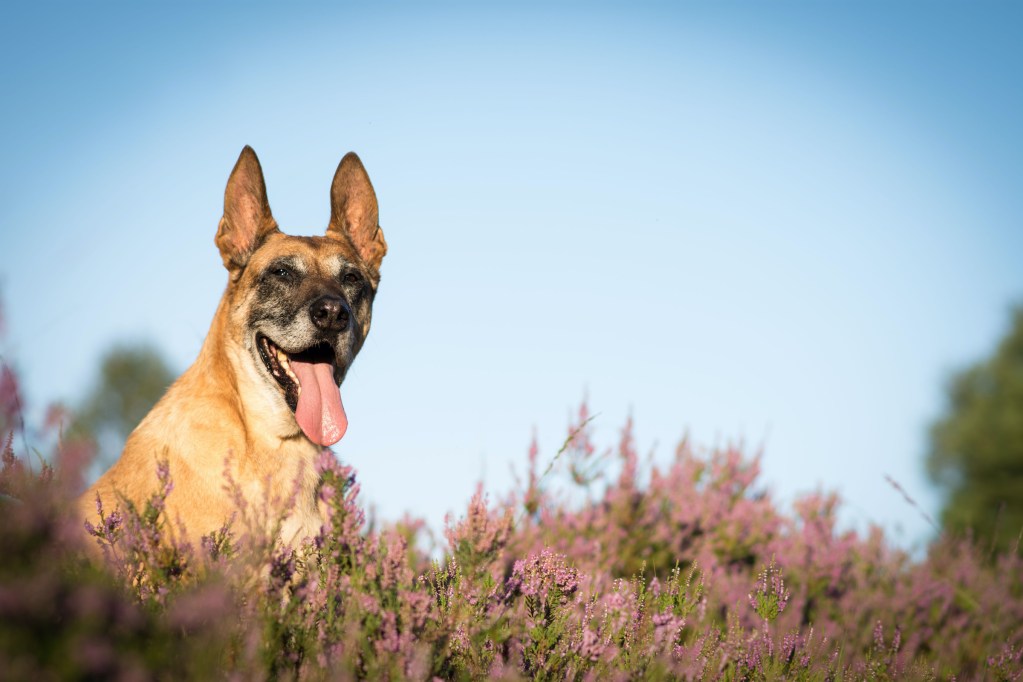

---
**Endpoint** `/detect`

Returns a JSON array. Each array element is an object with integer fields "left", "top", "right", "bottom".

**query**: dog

[{"left": 76, "top": 146, "right": 386, "bottom": 548}]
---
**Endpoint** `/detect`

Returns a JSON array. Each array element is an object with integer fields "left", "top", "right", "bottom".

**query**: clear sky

[{"left": 2, "top": 1, "right": 1021, "bottom": 548}]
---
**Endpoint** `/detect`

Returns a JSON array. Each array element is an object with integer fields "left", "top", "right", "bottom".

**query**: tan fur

[{"left": 76, "top": 148, "right": 385, "bottom": 550}]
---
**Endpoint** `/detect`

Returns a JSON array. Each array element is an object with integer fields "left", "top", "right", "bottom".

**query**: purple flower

[{"left": 748, "top": 559, "right": 790, "bottom": 623}]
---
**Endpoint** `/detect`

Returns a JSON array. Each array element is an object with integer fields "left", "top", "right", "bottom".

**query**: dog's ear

[
  {"left": 216, "top": 146, "right": 278, "bottom": 272},
  {"left": 327, "top": 152, "right": 387, "bottom": 272}
]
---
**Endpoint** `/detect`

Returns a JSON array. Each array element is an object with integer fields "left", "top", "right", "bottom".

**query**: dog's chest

[
  {"left": 263, "top": 440, "right": 325, "bottom": 545},
  {"left": 220, "top": 435, "right": 325, "bottom": 546}
]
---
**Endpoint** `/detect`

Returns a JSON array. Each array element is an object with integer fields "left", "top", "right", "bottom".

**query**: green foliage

[
  {"left": 749, "top": 559, "right": 789, "bottom": 623},
  {"left": 928, "top": 306, "right": 1023, "bottom": 555},
  {"left": 68, "top": 342, "right": 175, "bottom": 467}
]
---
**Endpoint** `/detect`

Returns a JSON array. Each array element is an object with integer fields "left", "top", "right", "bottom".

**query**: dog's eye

[
  {"left": 343, "top": 272, "right": 361, "bottom": 284},
  {"left": 272, "top": 267, "right": 293, "bottom": 280}
]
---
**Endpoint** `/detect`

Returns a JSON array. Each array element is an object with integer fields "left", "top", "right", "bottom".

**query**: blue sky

[{"left": 2, "top": 2, "right": 1021, "bottom": 547}]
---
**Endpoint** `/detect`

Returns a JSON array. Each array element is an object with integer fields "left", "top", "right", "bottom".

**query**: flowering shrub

[{"left": 1, "top": 357, "right": 1021, "bottom": 679}]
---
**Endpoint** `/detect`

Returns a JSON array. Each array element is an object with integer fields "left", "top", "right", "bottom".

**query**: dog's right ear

[{"left": 216, "top": 146, "right": 278, "bottom": 272}]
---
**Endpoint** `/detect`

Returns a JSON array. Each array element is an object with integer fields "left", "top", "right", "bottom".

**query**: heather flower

[
  {"left": 566, "top": 401, "right": 597, "bottom": 460},
  {"left": 53, "top": 438, "right": 93, "bottom": 497},
  {"left": 988, "top": 642, "right": 1023, "bottom": 681},
  {"left": 0, "top": 364, "right": 21, "bottom": 429},
  {"left": 615, "top": 415, "right": 639, "bottom": 491},
  {"left": 42, "top": 404, "right": 69, "bottom": 434},
  {"left": 1, "top": 431, "right": 22, "bottom": 498},
  {"left": 651, "top": 611, "right": 684, "bottom": 648},
  {"left": 268, "top": 546, "right": 296, "bottom": 593},
  {"left": 380, "top": 530, "right": 411, "bottom": 590},
  {"left": 566, "top": 402, "right": 606, "bottom": 489},
  {"left": 315, "top": 450, "right": 364, "bottom": 559},
  {"left": 748, "top": 558, "right": 790, "bottom": 623},
  {"left": 444, "top": 484, "right": 513, "bottom": 572},
  {"left": 508, "top": 548, "right": 579, "bottom": 606},
  {"left": 873, "top": 619, "right": 885, "bottom": 650},
  {"left": 200, "top": 520, "right": 235, "bottom": 565},
  {"left": 1, "top": 351, "right": 1022, "bottom": 681},
  {"left": 166, "top": 583, "right": 234, "bottom": 632}
]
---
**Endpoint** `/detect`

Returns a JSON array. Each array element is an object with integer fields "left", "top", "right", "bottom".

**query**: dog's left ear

[
  {"left": 327, "top": 152, "right": 387, "bottom": 272},
  {"left": 216, "top": 146, "right": 279, "bottom": 272}
]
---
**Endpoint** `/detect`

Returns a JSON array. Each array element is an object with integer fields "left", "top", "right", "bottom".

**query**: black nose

[{"left": 310, "top": 295, "right": 351, "bottom": 332}]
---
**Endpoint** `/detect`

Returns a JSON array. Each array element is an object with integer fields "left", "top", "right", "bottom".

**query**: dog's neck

[{"left": 149, "top": 293, "right": 323, "bottom": 542}]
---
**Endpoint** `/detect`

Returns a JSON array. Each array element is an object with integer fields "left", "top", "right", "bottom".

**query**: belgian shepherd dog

[{"left": 77, "top": 147, "right": 386, "bottom": 546}]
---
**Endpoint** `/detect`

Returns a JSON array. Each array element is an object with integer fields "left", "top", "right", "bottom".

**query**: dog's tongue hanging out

[{"left": 290, "top": 358, "right": 348, "bottom": 446}]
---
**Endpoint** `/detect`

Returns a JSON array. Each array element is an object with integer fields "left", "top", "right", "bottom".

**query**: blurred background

[{"left": 2, "top": 1, "right": 1021, "bottom": 552}]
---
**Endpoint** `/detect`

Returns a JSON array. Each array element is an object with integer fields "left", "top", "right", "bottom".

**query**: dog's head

[{"left": 214, "top": 147, "right": 387, "bottom": 447}]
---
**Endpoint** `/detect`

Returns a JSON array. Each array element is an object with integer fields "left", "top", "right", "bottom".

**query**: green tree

[
  {"left": 69, "top": 343, "right": 176, "bottom": 472},
  {"left": 927, "top": 306, "right": 1023, "bottom": 555}
]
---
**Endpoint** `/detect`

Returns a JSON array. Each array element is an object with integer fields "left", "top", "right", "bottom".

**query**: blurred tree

[
  {"left": 69, "top": 343, "right": 176, "bottom": 472},
  {"left": 927, "top": 306, "right": 1023, "bottom": 555}
]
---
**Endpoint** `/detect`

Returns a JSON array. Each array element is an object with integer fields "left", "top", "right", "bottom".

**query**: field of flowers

[{"left": 1, "top": 357, "right": 1022, "bottom": 680}]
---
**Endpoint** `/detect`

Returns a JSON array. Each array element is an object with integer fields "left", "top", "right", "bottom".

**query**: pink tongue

[{"left": 290, "top": 359, "right": 348, "bottom": 446}]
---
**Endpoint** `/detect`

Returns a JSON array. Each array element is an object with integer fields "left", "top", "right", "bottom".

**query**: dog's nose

[{"left": 310, "top": 295, "right": 351, "bottom": 332}]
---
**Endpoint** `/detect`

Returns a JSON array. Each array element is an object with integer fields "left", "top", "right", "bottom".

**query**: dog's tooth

[{"left": 275, "top": 347, "right": 300, "bottom": 385}]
